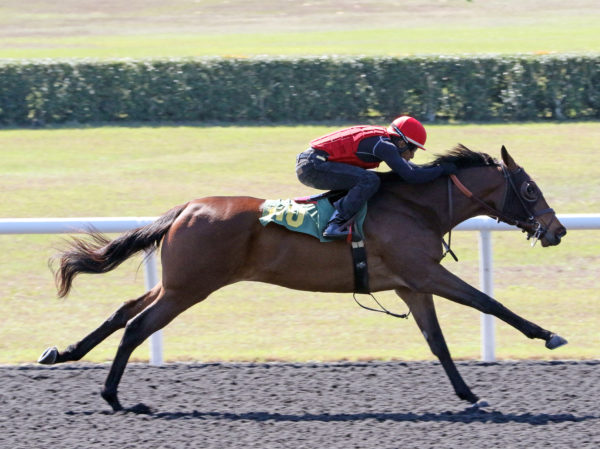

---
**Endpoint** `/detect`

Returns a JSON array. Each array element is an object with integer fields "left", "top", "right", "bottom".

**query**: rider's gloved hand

[{"left": 439, "top": 162, "right": 458, "bottom": 175}]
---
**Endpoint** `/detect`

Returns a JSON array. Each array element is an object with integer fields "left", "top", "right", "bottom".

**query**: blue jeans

[{"left": 296, "top": 149, "right": 380, "bottom": 219}]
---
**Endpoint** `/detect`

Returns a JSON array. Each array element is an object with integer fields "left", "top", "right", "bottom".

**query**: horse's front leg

[
  {"left": 414, "top": 263, "right": 567, "bottom": 349},
  {"left": 395, "top": 287, "right": 479, "bottom": 404}
]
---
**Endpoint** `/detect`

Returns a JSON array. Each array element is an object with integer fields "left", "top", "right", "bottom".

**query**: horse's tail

[{"left": 53, "top": 203, "right": 188, "bottom": 297}]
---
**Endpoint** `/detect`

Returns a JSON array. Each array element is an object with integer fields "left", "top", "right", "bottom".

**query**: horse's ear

[{"left": 501, "top": 145, "right": 519, "bottom": 170}]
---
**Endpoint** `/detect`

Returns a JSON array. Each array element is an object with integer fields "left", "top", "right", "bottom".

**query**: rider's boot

[{"left": 323, "top": 210, "right": 350, "bottom": 239}]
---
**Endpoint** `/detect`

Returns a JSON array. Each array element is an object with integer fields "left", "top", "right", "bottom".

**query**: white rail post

[
  {"left": 478, "top": 230, "right": 496, "bottom": 362},
  {"left": 143, "top": 249, "right": 163, "bottom": 366}
]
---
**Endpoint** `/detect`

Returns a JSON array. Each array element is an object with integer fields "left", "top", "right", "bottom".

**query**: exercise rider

[{"left": 295, "top": 116, "right": 457, "bottom": 239}]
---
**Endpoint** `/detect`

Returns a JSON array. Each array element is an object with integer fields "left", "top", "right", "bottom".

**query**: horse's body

[{"left": 40, "top": 146, "right": 567, "bottom": 411}]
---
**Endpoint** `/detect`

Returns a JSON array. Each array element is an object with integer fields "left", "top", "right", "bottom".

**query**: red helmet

[{"left": 387, "top": 116, "right": 428, "bottom": 151}]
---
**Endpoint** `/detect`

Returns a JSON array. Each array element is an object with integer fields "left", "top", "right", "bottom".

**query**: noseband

[{"left": 449, "top": 164, "right": 555, "bottom": 246}]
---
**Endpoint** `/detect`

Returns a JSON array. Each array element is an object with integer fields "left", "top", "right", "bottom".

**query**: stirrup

[
  {"left": 323, "top": 223, "right": 350, "bottom": 239},
  {"left": 323, "top": 211, "right": 351, "bottom": 238}
]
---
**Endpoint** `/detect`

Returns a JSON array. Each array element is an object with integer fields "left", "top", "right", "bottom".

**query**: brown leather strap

[
  {"left": 450, "top": 172, "right": 519, "bottom": 227},
  {"left": 450, "top": 168, "right": 551, "bottom": 243},
  {"left": 450, "top": 174, "right": 473, "bottom": 198}
]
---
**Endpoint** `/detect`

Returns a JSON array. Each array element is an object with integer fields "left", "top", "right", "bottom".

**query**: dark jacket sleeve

[{"left": 372, "top": 139, "right": 444, "bottom": 183}]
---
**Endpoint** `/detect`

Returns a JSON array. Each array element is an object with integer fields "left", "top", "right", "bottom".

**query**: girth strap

[{"left": 350, "top": 229, "right": 370, "bottom": 294}]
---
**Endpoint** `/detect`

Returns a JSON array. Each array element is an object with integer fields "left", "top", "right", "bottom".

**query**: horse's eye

[{"left": 521, "top": 182, "right": 539, "bottom": 201}]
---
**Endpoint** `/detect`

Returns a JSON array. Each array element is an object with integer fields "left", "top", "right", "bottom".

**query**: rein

[
  {"left": 450, "top": 172, "right": 520, "bottom": 225},
  {"left": 353, "top": 161, "right": 554, "bottom": 320},
  {"left": 446, "top": 164, "right": 555, "bottom": 248}
]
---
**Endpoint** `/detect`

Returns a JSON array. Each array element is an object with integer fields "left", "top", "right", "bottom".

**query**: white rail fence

[{"left": 1, "top": 214, "right": 599, "bottom": 364}]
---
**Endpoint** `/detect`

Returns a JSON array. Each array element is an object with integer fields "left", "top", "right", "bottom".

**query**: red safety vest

[{"left": 310, "top": 126, "right": 389, "bottom": 169}]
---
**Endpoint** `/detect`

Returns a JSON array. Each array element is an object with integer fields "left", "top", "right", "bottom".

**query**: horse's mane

[
  {"left": 377, "top": 144, "right": 498, "bottom": 184},
  {"left": 424, "top": 144, "right": 498, "bottom": 169}
]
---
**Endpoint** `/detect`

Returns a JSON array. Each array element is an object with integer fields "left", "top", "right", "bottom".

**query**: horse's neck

[
  {"left": 445, "top": 166, "right": 506, "bottom": 231},
  {"left": 380, "top": 167, "right": 505, "bottom": 235},
  {"left": 375, "top": 165, "right": 505, "bottom": 234}
]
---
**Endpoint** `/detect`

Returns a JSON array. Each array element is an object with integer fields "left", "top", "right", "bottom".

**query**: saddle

[{"left": 259, "top": 191, "right": 370, "bottom": 293}]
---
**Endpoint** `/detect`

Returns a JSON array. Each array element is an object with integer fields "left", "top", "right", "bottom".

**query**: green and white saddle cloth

[{"left": 259, "top": 197, "right": 366, "bottom": 242}]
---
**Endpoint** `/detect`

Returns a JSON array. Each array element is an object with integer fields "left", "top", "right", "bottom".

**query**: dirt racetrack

[{"left": 1, "top": 360, "right": 598, "bottom": 448}]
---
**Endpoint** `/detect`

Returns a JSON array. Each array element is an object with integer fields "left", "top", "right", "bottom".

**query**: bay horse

[{"left": 39, "top": 145, "right": 568, "bottom": 412}]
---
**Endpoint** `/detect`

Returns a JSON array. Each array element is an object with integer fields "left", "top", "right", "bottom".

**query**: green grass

[
  {"left": 1, "top": 0, "right": 599, "bottom": 58},
  {"left": 1, "top": 123, "right": 598, "bottom": 363},
  {"left": 2, "top": 24, "right": 599, "bottom": 59},
  {"left": 0, "top": 0, "right": 598, "bottom": 363}
]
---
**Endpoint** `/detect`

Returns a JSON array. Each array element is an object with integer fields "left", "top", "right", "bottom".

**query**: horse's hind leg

[
  {"left": 395, "top": 288, "right": 479, "bottom": 404},
  {"left": 100, "top": 287, "right": 198, "bottom": 412},
  {"left": 38, "top": 287, "right": 159, "bottom": 365}
]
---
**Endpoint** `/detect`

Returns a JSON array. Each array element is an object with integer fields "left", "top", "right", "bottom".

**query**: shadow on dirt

[{"left": 68, "top": 406, "right": 597, "bottom": 426}]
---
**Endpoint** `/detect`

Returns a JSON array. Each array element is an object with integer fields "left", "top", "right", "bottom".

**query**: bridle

[
  {"left": 358, "top": 159, "right": 556, "bottom": 319},
  {"left": 443, "top": 163, "right": 556, "bottom": 258}
]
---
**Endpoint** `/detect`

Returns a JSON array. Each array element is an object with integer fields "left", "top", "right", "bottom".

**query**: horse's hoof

[
  {"left": 101, "top": 388, "right": 123, "bottom": 412},
  {"left": 545, "top": 334, "right": 568, "bottom": 350},
  {"left": 475, "top": 399, "right": 490, "bottom": 408},
  {"left": 465, "top": 398, "right": 490, "bottom": 412},
  {"left": 128, "top": 403, "right": 154, "bottom": 415},
  {"left": 38, "top": 346, "right": 58, "bottom": 365}
]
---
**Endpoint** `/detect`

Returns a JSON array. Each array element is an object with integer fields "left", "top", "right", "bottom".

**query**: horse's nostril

[{"left": 556, "top": 227, "right": 567, "bottom": 238}]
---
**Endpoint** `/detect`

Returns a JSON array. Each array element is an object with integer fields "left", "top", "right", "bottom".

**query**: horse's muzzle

[{"left": 541, "top": 225, "right": 567, "bottom": 247}]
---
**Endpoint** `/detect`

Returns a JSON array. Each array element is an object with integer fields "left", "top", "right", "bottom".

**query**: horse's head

[{"left": 499, "top": 146, "right": 567, "bottom": 247}]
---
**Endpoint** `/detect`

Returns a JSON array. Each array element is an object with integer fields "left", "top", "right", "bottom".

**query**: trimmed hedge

[{"left": 0, "top": 55, "right": 598, "bottom": 125}]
